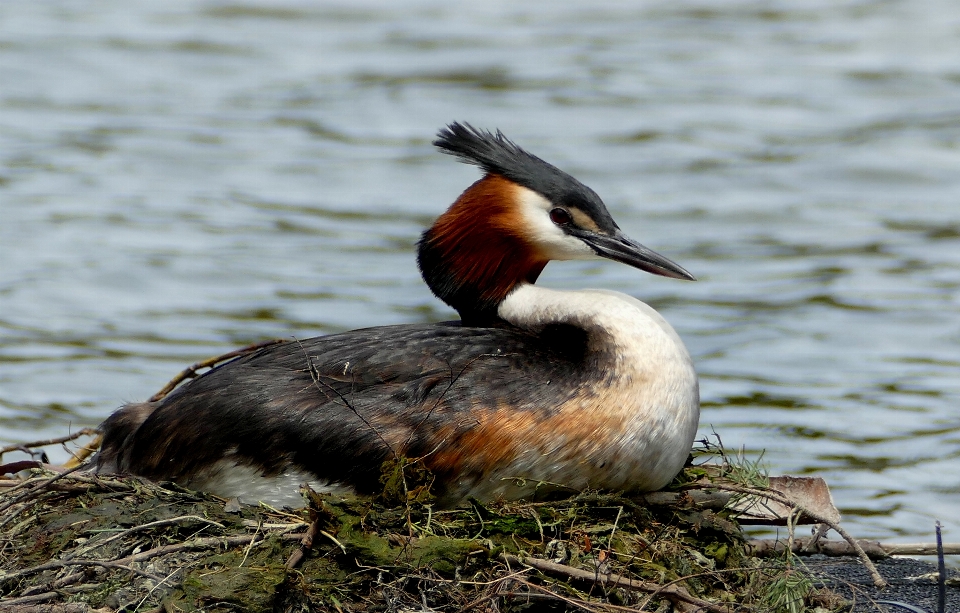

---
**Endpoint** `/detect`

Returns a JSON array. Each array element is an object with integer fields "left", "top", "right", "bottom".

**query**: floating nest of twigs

[{"left": 0, "top": 451, "right": 851, "bottom": 613}]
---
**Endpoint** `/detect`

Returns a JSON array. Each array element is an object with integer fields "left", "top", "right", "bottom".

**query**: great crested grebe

[{"left": 94, "top": 122, "right": 700, "bottom": 508}]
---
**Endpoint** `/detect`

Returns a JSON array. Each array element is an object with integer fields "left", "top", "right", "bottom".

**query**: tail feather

[{"left": 93, "top": 402, "right": 157, "bottom": 474}]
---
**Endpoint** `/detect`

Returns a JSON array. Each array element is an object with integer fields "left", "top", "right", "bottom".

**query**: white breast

[{"left": 498, "top": 283, "right": 700, "bottom": 491}]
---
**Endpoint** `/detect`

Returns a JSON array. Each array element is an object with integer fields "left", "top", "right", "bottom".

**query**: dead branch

[
  {"left": 0, "top": 465, "right": 87, "bottom": 529},
  {"left": 501, "top": 579, "right": 641, "bottom": 612},
  {"left": 0, "top": 558, "right": 165, "bottom": 585},
  {"left": 70, "top": 514, "right": 226, "bottom": 558},
  {"left": 691, "top": 481, "right": 888, "bottom": 589},
  {"left": 0, "top": 533, "right": 274, "bottom": 589},
  {"left": 749, "top": 538, "right": 960, "bottom": 558},
  {"left": 285, "top": 513, "right": 322, "bottom": 569},
  {"left": 503, "top": 554, "right": 730, "bottom": 613},
  {"left": 0, "top": 429, "right": 98, "bottom": 458},
  {"left": 0, "top": 595, "right": 95, "bottom": 610},
  {"left": 0, "top": 461, "right": 43, "bottom": 475},
  {"left": 638, "top": 489, "right": 732, "bottom": 510}
]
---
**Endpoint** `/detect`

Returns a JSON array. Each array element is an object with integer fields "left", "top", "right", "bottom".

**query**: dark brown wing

[{"left": 97, "top": 321, "right": 590, "bottom": 498}]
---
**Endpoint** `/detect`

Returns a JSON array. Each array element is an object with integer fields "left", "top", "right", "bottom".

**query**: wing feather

[{"left": 99, "top": 321, "right": 590, "bottom": 498}]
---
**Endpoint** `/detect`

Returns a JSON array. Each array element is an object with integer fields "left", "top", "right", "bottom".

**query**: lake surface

[{"left": 2, "top": 0, "right": 959, "bottom": 548}]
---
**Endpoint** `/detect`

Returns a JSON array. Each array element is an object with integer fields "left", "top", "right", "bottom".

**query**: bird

[{"left": 93, "top": 122, "right": 700, "bottom": 509}]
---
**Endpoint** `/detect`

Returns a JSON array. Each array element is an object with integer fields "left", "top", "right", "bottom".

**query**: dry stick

[
  {"left": 148, "top": 338, "right": 288, "bottom": 402},
  {"left": 0, "top": 461, "right": 44, "bottom": 476},
  {"left": 503, "top": 554, "right": 729, "bottom": 613},
  {"left": 20, "top": 570, "right": 88, "bottom": 597},
  {"left": 0, "top": 464, "right": 87, "bottom": 529},
  {"left": 507, "top": 579, "right": 625, "bottom": 613},
  {"left": 749, "top": 538, "right": 960, "bottom": 557},
  {"left": 134, "top": 565, "right": 185, "bottom": 612},
  {"left": 0, "top": 475, "right": 137, "bottom": 500},
  {"left": 635, "top": 564, "right": 818, "bottom": 612},
  {"left": 117, "top": 533, "right": 268, "bottom": 565},
  {"left": 70, "top": 514, "right": 226, "bottom": 558},
  {"left": 0, "top": 589, "right": 97, "bottom": 608},
  {"left": 319, "top": 530, "right": 346, "bottom": 554},
  {"left": 0, "top": 593, "right": 61, "bottom": 607},
  {"left": 298, "top": 339, "right": 393, "bottom": 455},
  {"left": 285, "top": 515, "right": 322, "bottom": 569},
  {"left": 503, "top": 579, "right": 629, "bottom": 613},
  {"left": 0, "top": 429, "right": 98, "bottom": 458},
  {"left": 438, "top": 569, "right": 539, "bottom": 613},
  {"left": 803, "top": 522, "right": 831, "bottom": 553},
  {"left": 460, "top": 580, "right": 639, "bottom": 613},
  {"left": 1, "top": 473, "right": 133, "bottom": 490},
  {"left": 638, "top": 489, "right": 732, "bottom": 510},
  {"left": 0, "top": 559, "right": 164, "bottom": 585},
  {"left": 693, "top": 481, "right": 888, "bottom": 589},
  {"left": 64, "top": 435, "right": 102, "bottom": 468},
  {"left": 15, "top": 531, "right": 308, "bottom": 600},
  {"left": 239, "top": 521, "right": 263, "bottom": 568},
  {"left": 0, "top": 474, "right": 64, "bottom": 497},
  {"left": 0, "top": 533, "right": 270, "bottom": 588}
]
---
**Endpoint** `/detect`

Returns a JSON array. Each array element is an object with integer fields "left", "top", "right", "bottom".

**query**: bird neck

[{"left": 417, "top": 175, "right": 548, "bottom": 326}]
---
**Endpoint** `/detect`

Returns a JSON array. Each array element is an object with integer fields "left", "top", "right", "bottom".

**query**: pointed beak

[{"left": 573, "top": 229, "right": 696, "bottom": 281}]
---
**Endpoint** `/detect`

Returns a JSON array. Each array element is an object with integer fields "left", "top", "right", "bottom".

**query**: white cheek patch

[{"left": 513, "top": 186, "right": 598, "bottom": 261}]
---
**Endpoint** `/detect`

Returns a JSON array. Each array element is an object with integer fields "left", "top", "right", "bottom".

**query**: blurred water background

[{"left": 2, "top": 0, "right": 959, "bottom": 548}]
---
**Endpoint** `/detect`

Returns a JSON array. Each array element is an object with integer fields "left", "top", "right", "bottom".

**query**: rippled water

[{"left": 2, "top": 1, "right": 959, "bottom": 546}]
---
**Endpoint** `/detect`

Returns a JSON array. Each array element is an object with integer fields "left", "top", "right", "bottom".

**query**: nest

[{"left": 0, "top": 453, "right": 845, "bottom": 613}]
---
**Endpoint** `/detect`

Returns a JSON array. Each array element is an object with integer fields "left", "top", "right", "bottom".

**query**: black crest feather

[
  {"left": 434, "top": 122, "right": 547, "bottom": 180},
  {"left": 433, "top": 122, "right": 609, "bottom": 223}
]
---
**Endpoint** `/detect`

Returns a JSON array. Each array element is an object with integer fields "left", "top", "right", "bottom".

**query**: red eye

[{"left": 549, "top": 208, "right": 573, "bottom": 226}]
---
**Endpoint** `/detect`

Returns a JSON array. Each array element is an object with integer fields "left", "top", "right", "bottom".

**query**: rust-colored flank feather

[{"left": 93, "top": 122, "right": 700, "bottom": 509}]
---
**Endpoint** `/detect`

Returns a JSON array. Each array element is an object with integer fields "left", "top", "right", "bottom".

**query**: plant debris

[
  {"left": 2, "top": 441, "right": 855, "bottom": 613},
  {"left": 3, "top": 432, "right": 957, "bottom": 612}
]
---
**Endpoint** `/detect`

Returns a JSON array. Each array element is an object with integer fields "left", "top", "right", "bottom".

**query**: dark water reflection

[{"left": 2, "top": 1, "right": 959, "bottom": 546}]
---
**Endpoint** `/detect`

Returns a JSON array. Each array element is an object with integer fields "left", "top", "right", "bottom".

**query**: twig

[
  {"left": 64, "top": 434, "right": 102, "bottom": 468},
  {"left": 0, "top": 589, "right": 97, "bottom": 608},
  {"left": 286, "top": 515, "right": 322, "bottom": 569},
  {"left": 504, "top": 578, "right": 637, "bottom": 612},
  {"left": 0, "top": 461, "right": 43, "bottom": 475},
  {"left": 503, "top": 554, "right": 729, "bottom": 613},
  {"left": 637, "top": 489, "right": 732, "bottom": 509},
  {"left": 0, "top": 429, "right": 98, "bottom": 458},
  {"left": 70, "top": 514, "right": 226, "bottom": 558},
  {"left": 321, "top": 529, "right": 347, "bottom": 554},
  {"left": 116, "top": 534, "right": 268, "bottom": 565},
  {"left": 0, "top": 559, "right": 165, "bottom": 585},
  {"left": 134, "top": 564, "right": 185, "bottom": 612},
  {"left": 0, "top": 533, "right": 271, "bottom": 587},
  {"left": 693, "top": 481, "right": 888, "bottom": 588},
  {"left": 297, "top": 338, "right": 394, "bottom": 457},
  {"left": 240, "top": 519, "right": 308, "bottom": 531},
  {"left": 20, "top": 570, "right": 88, "bottom": 596},
  {"left": 748, "top": 538, "right": 960, "bottom": 558},
  {"left": 239, "top": 521, "right": 262, "bottom": 568},
  {"left": 0, "top": 465, "right": 87, "bottom": 529},
  {"left": 607, "top": 505, "right": 622, "bottom": 548}
]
